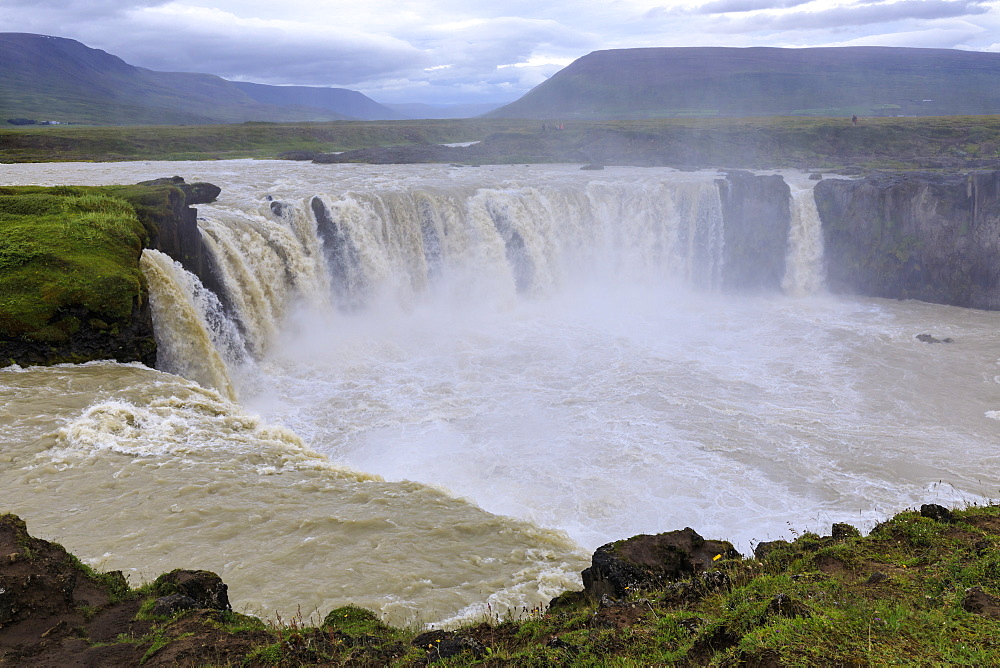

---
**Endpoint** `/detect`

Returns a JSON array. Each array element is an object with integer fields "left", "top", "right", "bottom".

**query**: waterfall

[
  {"left": 283, "top": 179, "right": 729, "bottom": 310},
  {"left": 140, "top": 249, "right": 247, "bottom": 400},
  {"left": 153, "top": 170, "right": 776, "bottom": 386},
  {"left": 196, "top": 200, "right": 330, "bottom": 356},
  {"left": 782, "top": 182, "right": 826, "bottom": 297}
]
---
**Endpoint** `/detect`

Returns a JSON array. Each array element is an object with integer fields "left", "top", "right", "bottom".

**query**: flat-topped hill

[{"left": 488, "top": 46, "right": 1000, "bottom": 120}]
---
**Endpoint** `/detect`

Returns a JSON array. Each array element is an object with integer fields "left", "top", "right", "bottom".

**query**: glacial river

[{"left": 2, "top": 161, "right": 998, "bottom": 626}]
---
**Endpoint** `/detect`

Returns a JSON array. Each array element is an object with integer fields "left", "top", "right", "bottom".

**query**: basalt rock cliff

[
  {"left": 815, "top": 170, "right": 1000, "bottom": 310},
  {"left": 717, "top": 170, "right": 790, "bottom": 291}
]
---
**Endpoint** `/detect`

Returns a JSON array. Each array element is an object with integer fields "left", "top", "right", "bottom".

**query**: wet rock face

[
  {"left": 139, "top": 177, "right": 227, "bottom": 306},
  {"left": 0, "top": 302, "right": 156, "bottom": 367},
  {"left": 920, "top": 504, "right": 955, "bottom": 523},
  {"left": 582, "top": 527, "right": 740, "bottom": 600},
  {"left": 717, "top": 170, "right": 791, "bottom": 291},
  {"left": 814, "top": 170, "right": 1000, "bottom": 310}
]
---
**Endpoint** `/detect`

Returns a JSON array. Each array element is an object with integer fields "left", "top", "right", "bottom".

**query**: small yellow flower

[{"left": 712, "top": 554, "right": 722, "bottom": 561}]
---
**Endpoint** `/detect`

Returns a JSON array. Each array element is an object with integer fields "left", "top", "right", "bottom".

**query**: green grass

[
  {"left": 0, "top": 187, "right": 150, "bottom": 343},
  {"left": 0, "top": 182, "right": 183, "bottom": 362}
]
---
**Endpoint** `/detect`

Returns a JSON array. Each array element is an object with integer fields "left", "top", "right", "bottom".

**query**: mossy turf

[
  {"left": 0, "top": 186, "right": 154, "bottom": 344},
  {"left": 10, "top": 504, "right": 993, "bottom": 666},
  {"left": 2, "top": 116, "right": 999, "bottom": 169}
]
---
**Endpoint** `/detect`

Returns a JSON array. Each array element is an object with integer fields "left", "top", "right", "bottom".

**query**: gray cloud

[
  {"left": 694, "top": 0, "right": 815, "bottom": 15},
  {"left": 716, "top": 0, "right": 992, "bottom": 32},
  {"left": 2, "top": 0, "right": 999, "bottom": 104},
  {"left": 67, "top": 5, "right": 427, "bottom": 87}
]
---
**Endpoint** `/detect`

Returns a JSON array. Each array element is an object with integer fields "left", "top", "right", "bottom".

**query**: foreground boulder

[
  {"left": 150, "top": 569, "right": 231, "bottom": 612},
  {"left": 581, "top": 527, "right": 740, "bottom": 600}
]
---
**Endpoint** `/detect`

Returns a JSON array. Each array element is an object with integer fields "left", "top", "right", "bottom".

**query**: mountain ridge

[{"left": 0, "top": 33, "right": 398, "bottom": 125}]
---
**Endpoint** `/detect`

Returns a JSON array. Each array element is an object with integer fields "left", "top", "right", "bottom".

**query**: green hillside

[
  {"left": 489, "top": 47, "right": 1000, "bottom": 120},
  {"left": 0, "top": 33, "right": 394, "bottom": 125}
]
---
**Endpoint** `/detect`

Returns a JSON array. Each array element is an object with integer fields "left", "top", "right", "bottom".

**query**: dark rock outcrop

[
  {"left": 920, "top": 503, "right": 955, "bottom": 523},
  {"left": 412, "top": 630, "right": 487, "bottom": 661},
  {"left": 310, "top": 196, "right": 365, "bottom": 308},
  {"left": 815, "top": 170, "right": 1000, "bottom": 309},
  {"left": 0, "top": 302, "right": 156, "bottom": 368},
  {"left": 0, "top": 513, "right": 270, "bottom": 667},
  {"left": 148, "top": 594, "right": 199, "bottom": 617},
  {"left": 137, "top": 176, "right": 226, "bottom": 302},
  {"left": 916, "top": 333, "right": 954, "bottom": 344},
  {"left": 717, "top": 170, "right": 791, "bottom": 291},
  {"left": 581, "top": 527, "right": 740, "bottom": 600},
  {"left": 151, "top": 570, "right": 231, "bottom": 612},
  {"left": 0, "top": 513, "right": 149, "bottom": 665}
]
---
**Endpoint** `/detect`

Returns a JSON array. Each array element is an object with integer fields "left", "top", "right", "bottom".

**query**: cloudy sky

[{"left": 4, "top": 0, "right": 999, "bottom": 105}]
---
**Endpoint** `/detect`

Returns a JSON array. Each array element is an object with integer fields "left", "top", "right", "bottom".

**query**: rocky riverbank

[{"left": 3, "top": 503, "right": 1000, "bottom": 665}]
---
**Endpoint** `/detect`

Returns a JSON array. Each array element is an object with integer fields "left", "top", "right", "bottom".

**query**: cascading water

[
  {"left": 783, "top": 178, "right": 826, "bottom": 297},
  {"left": 4, "top": 160, "right": 999, "bottom": 628},
  {"left": 255, "top": 176, "right": 730, "bottom": 316},
  {"left": 140, "top": 249, "right": 245, "bottom": 400}
]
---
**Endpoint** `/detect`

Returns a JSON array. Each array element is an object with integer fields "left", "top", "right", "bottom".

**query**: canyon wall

[{"left": 815, "top": 170, "right": 1000, "bottom": 310}]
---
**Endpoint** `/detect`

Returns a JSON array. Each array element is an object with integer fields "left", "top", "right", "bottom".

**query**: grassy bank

[
  {"left": 0, "top": 183, "right": 183, "bottom": 365},
  {"left": 4, "top": 504, "right": 1000, "bottom": 666},
  {"left": 459, "top": 115, "right": 1000, "bottom": 170},
  {"left": 0, "top": 186, "right": 148, "bottom": 340},
  {"left": 2, "top": 116, "right": 1000, "bottom": 168}
]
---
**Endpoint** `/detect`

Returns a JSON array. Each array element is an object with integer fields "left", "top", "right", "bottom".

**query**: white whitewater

[
  {"left": 783, "top": 178, "right": 826, "bottom": 297},
  {"left": 140, "top": 249, "right": 245, "bottom": 400},
  {"left": 3, "top": 161, "right": 999, "bottom": 629}
]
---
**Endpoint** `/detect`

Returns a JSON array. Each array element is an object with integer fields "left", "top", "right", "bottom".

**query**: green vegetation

[
  {"left": 0, "top": 186, "right": 148, "bottom": 342},
  {"left": 0, "top": 182, "right": 179, "bottom": 366},
  {"left": 76, "top": 506, "right": 1000, "bottom": 664},
  {"left": 0, "top": 119, "right": 527, "bottom": 162},
  {"left": 521, "top": 115, "right": 1000, "bottom": 170},
  {"left": 2, "top": 116, "right": 999, "bottom": 170}
]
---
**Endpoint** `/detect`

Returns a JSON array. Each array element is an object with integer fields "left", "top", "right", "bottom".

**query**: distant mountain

[
  {"left": 231, "top": 82, "right": 403, "bottom": 121},
  {"left": 488, "top": 47, "right": 1000, "bottom": 120},
  {"left": 0, "top": 33, "right": 392, "bottom": 125},
  {"left": 383, "top": 102, "right": 506, "bottom": 119}
]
